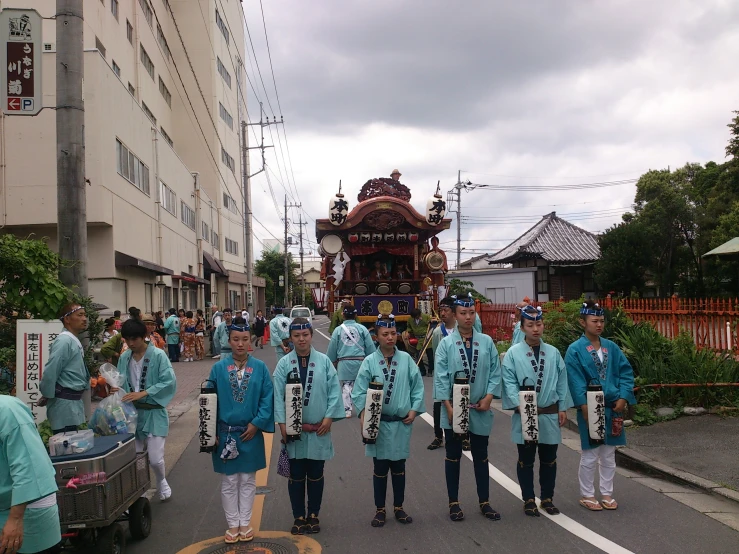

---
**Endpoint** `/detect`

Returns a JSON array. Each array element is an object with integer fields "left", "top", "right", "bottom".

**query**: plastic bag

[{"left": 89, "top": 363, "right": 138, "bottom": 436}]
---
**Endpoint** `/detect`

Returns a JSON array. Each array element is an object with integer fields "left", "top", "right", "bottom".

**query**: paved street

[{"left": 124, "top": 317, "right": 739, "bottom": 554}]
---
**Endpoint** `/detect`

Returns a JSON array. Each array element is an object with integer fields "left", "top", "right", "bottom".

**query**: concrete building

[{"left": 0, "top": 0, "right": 264, "bottom": 315}]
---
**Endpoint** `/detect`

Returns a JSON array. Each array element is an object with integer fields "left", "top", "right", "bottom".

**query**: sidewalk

[{"left": 564, "top": 409, "right": 739, "bottom": 505}]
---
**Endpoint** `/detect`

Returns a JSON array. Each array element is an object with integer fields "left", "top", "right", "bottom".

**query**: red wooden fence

[{"left": 477, "top": 296, "right": 739, "bottom": 351}]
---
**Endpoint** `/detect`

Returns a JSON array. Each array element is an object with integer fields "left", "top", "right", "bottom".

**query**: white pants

[
  {"left": 221, "top": 472, "right": 257, "bottom": 528},
  {"left": 341, "top": 381, "right": 354, "bottom": 413},
  {"left": 136, "top": 435, "right": 170, "bottom": 497},
  {"left": 579, "top": 445, "right": 617, "bottom": 497}
]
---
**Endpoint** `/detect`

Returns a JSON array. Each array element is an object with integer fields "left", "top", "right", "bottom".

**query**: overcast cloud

[{"left": 243, "top": 0, "right": 739, "bottom": 264}]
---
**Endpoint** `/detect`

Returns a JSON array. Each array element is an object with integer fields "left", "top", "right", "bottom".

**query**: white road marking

[
  {"left": 418, "top": 412, "right": 635, "bottom": 554},
  {"left": 314, "top": 328, "right": 331, "bottom": 341}
]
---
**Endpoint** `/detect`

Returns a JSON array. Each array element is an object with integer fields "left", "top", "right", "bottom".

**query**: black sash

[{"left": 54, "top": 384, "right": 84, "bottom": 400}]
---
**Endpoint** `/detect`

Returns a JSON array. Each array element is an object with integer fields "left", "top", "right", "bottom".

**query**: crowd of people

[{"left": 1, "top": 296, "right": 634, "bottom": 551}]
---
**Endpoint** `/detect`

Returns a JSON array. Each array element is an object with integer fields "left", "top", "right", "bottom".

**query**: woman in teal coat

[
  {"left": 273, "top": 318, "right": 344, "bottom": 536},
  {"left": 207, "top": 318, "right": 274, "bottom": 543},
  {"left": 565, "top": 300, "right": 636, "bottom": 511}
]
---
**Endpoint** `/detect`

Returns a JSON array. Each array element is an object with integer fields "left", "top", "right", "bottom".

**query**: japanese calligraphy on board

[
  {"left": 0, "top": 9, "right": 42, "bottom": 115},
  {"left": 15, "top": 319, "right": 64, "bottom": 425}
]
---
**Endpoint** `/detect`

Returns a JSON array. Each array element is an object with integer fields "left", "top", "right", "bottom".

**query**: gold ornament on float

[{"left": 377, "top": 300, "right": 393, "bottom": 315}]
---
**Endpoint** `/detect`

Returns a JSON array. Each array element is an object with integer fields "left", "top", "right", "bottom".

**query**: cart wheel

[
  {"left": 129, "top": 497, "right": 152, "bottom": 540},
  {"left": 97, "top": 523, "right": 126, "bottom": 554}
]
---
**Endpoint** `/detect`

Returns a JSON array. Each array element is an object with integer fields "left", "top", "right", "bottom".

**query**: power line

[
  {"left": 465, "top": 178, "right": 637, "bottom": 192},
  {"left": 461, "top": 170, "right": 644, "bottom": 180}
]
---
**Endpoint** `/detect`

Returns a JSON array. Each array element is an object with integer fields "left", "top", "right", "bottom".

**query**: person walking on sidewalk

[
  {"left": 117, "top": 319, "right": 177, "bottom": 502},
  {"left": 565, "top": 300, "right": 636, "bottom": 512},
  {"left": 39, "top": 303, "right": 90, "bottom": 434},
  {"left": 207, "top": 317, "right": 274, "bottom": 544},
  {"left": 352, "top": 314, "right": 425, "bottom": 528},
  {"left": 270, "top": 308, "right": 292, "bottom": 363},
  {"left": 427, "top": 296, "right": 456, "bottom": 450},
  {"left": 213, "top": 309, "right": 234, "bottom": 360},
  {"left": 210, "top": 306, "right": 224, "bottom": 358},
  {"left": 194, "top": 309, "right": 206, "bottom": 360},
  {"left": 181, "top": 311, "right": 197, "bottom": 362},
  {"left": 252, "top": 310, "right": 267, "bottom": 349},
  {"left": 434, "top": 293, "right": 502, "bottom": 522},
  {"left": 164, "top": 309, "right": 181, "bottom": 363},
  {"left": 273, "top": 318, "right": 345, "bottom": 536},
  {"left": 327, "top": 304, "right": 375, "bottom": 418},
  {"left": 502, "top": 305, "right": 571, "bottom": 517}
]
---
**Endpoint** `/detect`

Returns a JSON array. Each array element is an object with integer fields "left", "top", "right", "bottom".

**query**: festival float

[{"left": 314, "top": 170, "right": 451, "bottom": 325}]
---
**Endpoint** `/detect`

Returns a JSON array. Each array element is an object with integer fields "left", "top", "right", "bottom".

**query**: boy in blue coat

[
  {"left": 208, "top": 317, "right": 274, "bottom": 543},
  {"left": 565, "top": 300, "right": 636, "bottom": 512},
  {"left": 502, "top": 305, "right": 571, "bottom": 517}
]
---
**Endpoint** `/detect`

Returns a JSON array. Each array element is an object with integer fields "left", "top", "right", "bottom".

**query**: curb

[{"left": 564, "top": 413, "right": 739, "bottom": 505}]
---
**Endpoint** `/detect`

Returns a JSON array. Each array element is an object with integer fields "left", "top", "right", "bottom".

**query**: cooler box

[{"left": 50, "top": 433, "right": 136, "bottom": 486}]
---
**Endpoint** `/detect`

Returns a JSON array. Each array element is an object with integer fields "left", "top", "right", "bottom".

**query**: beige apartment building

[{"left": 0, "top": 0, "right": 265, "bottom": 315}]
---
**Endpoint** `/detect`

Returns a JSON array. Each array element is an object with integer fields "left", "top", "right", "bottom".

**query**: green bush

[{"left": 495, "top": 340, "right": 511, "bottom": 354}]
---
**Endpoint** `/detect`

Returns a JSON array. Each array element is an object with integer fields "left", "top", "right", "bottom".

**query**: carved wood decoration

[
  {"left": 357, "top": 177, "right": 412, "bottom": 202},
  {"left": 363, "top": 210, "right": 405, "bottom": 230}
]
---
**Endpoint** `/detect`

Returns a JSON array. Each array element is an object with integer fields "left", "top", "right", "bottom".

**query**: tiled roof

[{"left": 488, "top": 212, "right": 600, "bottom": 264}]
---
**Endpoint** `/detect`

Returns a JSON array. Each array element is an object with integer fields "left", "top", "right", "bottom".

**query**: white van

[{"left": 289, "top": 305, "right": 312, "bottom": 325}]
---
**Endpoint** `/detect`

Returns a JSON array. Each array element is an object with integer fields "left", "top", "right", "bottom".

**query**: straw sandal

[
  {"left": 579, "top": 498, "right": 603, "bottom": 511},
  {"left": 523, "top": 499, "right": 540, "bottom": 517},
  {"left": 224, "top": 530, "right": 239, "bottom": 544},
  {"left": 601, "top": 498, "right": 618, "bottom": 510},
  {"left": 449, "top": 502, "right": 465, "bottom": 521},
  {"left": 371, "top": 508, "right": 386, "bottom": 527},
  {"left": 239, "top": 528, "right": 254, "bottom": 542}
]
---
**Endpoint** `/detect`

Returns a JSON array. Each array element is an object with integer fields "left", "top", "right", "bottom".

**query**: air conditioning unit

[{"left": 44, "top": 43, "right": 55, "bottom": 52}]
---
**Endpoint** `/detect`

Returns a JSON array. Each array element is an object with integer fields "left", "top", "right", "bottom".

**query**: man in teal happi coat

[
  {"left": 213, "top": 308, "right": 234, "bottom": 360},
  {"left": 502, "top": 305, "right": 571, "bottom": 517},
  {"left": 1, "top": 396, "right": 61, "bottom": 554},
  {"left": 565, "top": 300, "right": 636, "bottom": 512},
  {"left": 207, "top": 317, "right": 274, "bottom": 544},
  {"left": 163, "top": 308, "right": 181, "bottom": 362},
  {"left": 270, "top": 308, "right": 292, "bottom": 362},
  {"left": 352, "top": 314, "right": 425, "bottom": 528},
  {"left": 327, "top": 304, "right": 375, "bottom": 418},
  {"left": 39, "top": 302, "right": 90, "bottom": 434},
  {"left": 117, "top": 319, "right": 177, "bottom": 501},
  {"left": 273, "top": 318, "right": 344, "bottom": 536},
  {"left": 434, "top": 293, "right": 502, "bottom": 522}
]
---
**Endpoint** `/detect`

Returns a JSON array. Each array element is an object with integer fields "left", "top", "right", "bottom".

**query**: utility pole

[
  {"left": 455, "top": 170, "right": 462, "bottom": 270},
  {"left": 298, "top": 213, "right": 306, "bottom": 306},
  {"left": 57, "top": 0, "right": 87, "bottom": 296},
  {"left": 284, "top": 195, "right": 301, "bottom": 308},
  {"left": 244, "top": 103, "right": 278, "bottom": 310}
]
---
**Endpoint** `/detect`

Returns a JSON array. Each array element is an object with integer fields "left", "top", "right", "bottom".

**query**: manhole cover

[{"left": 197, "top": 540, "right": 297, "bottom": 554}]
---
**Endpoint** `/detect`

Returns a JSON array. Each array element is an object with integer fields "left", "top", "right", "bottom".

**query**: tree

[
  {"left": 255, "top": 250, "right": 299, "bottom": 307},
  {"left": 446, "top": 278, "right": 488, "bottom": 302},
  {"left": 594, "top": 220, "right": 652, "bottom": 295}
]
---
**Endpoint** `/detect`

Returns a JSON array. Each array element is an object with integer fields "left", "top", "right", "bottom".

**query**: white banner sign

[{"left": 15, "top": 319, "right": 64, "bottom": 425}]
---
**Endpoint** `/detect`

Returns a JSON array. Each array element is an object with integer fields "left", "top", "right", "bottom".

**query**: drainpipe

[
  {"left": 0, "top": 112, "right": 6, "bottom": 229},
  {"left": 152, "top": 127, "right": 164, "bottom": 311},
  {"left": 192, "top": 171, "right": 204, "bottom": 309}
]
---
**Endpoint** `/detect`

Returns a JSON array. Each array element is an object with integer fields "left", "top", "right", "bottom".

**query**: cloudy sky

[{"left": 242, "top": 0, "right": 739, "bottom": 266}]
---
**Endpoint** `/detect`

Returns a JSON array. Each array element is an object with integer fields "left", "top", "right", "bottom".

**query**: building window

[
  {"left": 202, "top": 221, "right": 209, "bottom": 240},
  {"left": 212, "top": 231, "right": 219, "bottom": 250},
  {"left": 139, "top": 0, "right": 153, "bottom": 27},
  {"left": 116, "top": 139, "right": 150, "bottom": 195},
  {"left": 229, "top": 290, "right": 238, "bottom": 309},
  {"left": 216, "top": 57, "right": 231, "bottom": 89},
  {"left": 163, "top": 286, "right": 172, "bottom": 310},
  {"left": 156, "top": 24, "right": 171, "bottom": 62},
  {"left": 219, "top": 102, "right": 233, "bottom": 130},
  {"left": 111, "top": 0, "right": 119, "bottom": 20},
  {"left": 128, "top": 82, "right": 136, "bottom": 96},
  {"left": 95, "top": 36, "right": 106, "bottom": 58},
  {"left": 142, "top": 101, "right": 156, "bottom": 125},
  {"left": 126, "top": 20, "right": 133, "bottom": 43},
  {"left": 221, "top": 148, "right": 235, "bottom": 173},
  {"left": 180, "top": 201, "right": 196, "bottom": 230},
  {"left": 189, "top": 289, "right": 197, "bottom": 310},
  {"left": 225, "top": 238, "right": 239, "bottom": 256},
  {"left": 160, "top": 126, "right": 173, "bottom": 147},
  {"left": 160, "top": 180, "right": 176, "bottom": 215},
  {"left": 140, "top": 46, "right": 154, "bottom": 79},
  {"left": 112, "top": 60, "right": 120, "bottom": 77},
  {"left": 145, "top": 283, "right": 153, "bottom": 313},
  {"left": 537, "top": 266, "right": 548, "bottom": 295},
  {"left": 215, "top": 9, "right": 230, "bottom": 45},
  {"left": 223, "top": 192, "right": 238, "bottom": 213},
  {"left": 158, "top": 77, "right": 172, "bottom": 107}
]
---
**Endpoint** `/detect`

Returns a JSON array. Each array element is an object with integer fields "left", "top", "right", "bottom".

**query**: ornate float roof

[{"left": 316, "top": 195, "right": 451, "bottom": 241}]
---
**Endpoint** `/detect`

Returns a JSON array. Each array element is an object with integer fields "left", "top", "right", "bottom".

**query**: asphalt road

[{"left": 127, "top": 316, "right": 739, "bottom": 554}]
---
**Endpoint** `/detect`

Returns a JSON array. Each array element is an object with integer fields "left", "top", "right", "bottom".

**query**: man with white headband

[{"left": 39, "top": 302, "right": 90, "bottom": 434}]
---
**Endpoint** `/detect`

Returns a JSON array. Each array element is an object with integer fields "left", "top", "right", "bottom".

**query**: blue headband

[
  {"left": 229, "top": 323, "right": 250, "bottom": 333},
  {"left": 580, "top": 303, "right": 604, "bottom": 316},
  {"left": 520, "top": 305, "right": 543, "bottom": 321},
  {"left": 376, "top": 314, "right": 396, "bottom": 328},
  {"left": 290, "top": 322, "right": 312, "bottom": 331},
  {"left": 452, "top": 293, "right": 474, "bottom": 308},
  {"left": 343, "top": 306, "right": 357, "bottom": 316}
]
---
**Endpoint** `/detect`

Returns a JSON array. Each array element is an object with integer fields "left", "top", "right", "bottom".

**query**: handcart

[{"left": 51, "top": 434, "right": 153, "bottom": 553}]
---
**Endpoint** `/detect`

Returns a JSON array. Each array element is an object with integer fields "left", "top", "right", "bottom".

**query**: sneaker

[
  {"left": 345, "top": 410, "right": 352, "bottom": 419},
  {"left": 212, "top": 355, "right": 221, "bottom": 359}
]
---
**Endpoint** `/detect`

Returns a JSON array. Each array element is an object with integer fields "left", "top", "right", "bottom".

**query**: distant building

[
  {"left": 487, "top": 212, "right": 600, "bottom": 301},
  {"left": 458, "top": 252, "right": 506, "bottom": 270}
]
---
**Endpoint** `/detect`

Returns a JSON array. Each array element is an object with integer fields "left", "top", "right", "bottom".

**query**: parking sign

[{"left": 0, "top": 8, "right": 42, "bottom": 116}]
